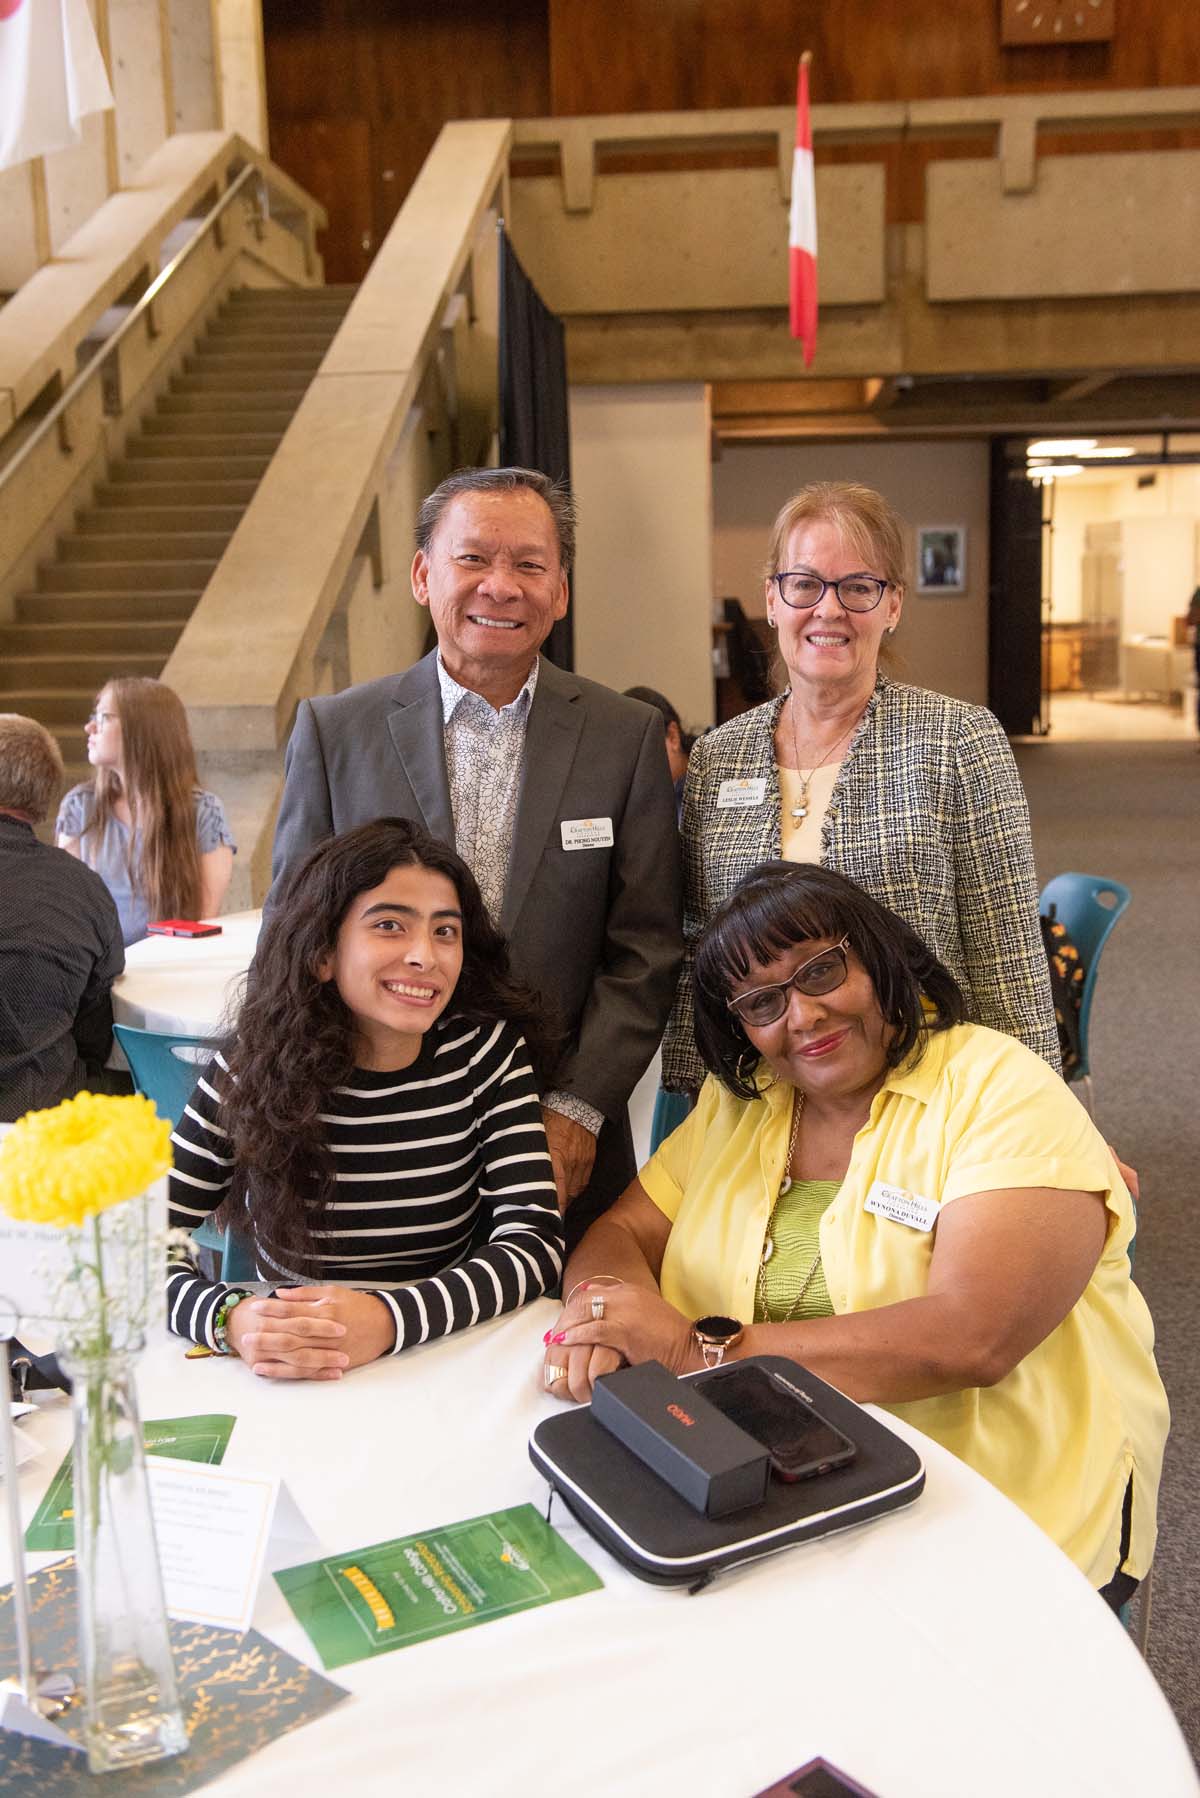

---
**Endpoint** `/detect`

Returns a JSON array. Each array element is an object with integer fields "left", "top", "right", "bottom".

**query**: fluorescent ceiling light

[
  {"left": 1030, "top": 463, "right": 1084, "bottom": 477},
  {"left": 1073, "top": 446, "right": 1135, "bottom": 459},
  {"left": 1027, "top": 439, "right": 1097, "bottom": 456}
]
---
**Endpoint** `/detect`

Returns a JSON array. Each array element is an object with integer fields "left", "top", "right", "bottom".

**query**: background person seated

[
  {"left": 56, "top": 676, "right": 235, "bottom": 945},
  {"left": 544, "top": 863, "right": 1168, "bottom": 1609},
  {"left": 167, "top": 818, "right": 564, "bottom": 1376},
  {"left": 0, "top": 714, "right": 125, "bottom": 1122}
]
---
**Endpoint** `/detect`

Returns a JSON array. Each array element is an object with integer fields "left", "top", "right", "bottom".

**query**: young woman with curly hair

[
  {"left": 166, "top": 817, "right": 563, "bottom": 1378},
  {"left": 56, "top": 676, "right": 235, "bottom": 944}
]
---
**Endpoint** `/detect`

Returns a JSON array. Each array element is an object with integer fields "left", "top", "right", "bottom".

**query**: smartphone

[
  {"left": 700, "top": 1364, "right": 856, "bottom": 1482},
  {"left": 147, "top": 919, "right": 223, "bottom": 938}
]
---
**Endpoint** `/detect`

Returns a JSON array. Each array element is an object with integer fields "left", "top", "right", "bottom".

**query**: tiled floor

[{"left": 1018, "top": 690, "right": 1195, "bottom": 743}]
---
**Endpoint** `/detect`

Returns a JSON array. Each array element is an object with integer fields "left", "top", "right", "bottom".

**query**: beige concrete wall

[
  {"left": 569, "top": 383, "right": 715, "bottom": 731},
  {"left": 713, "top": 439, "right": 991, "bottom": 707},
  {"left": 0, "top": 0, "right": 254, "bottom": 290},
  {"left": 927, "top": 152, "right": 1200, "bottom": 304}
]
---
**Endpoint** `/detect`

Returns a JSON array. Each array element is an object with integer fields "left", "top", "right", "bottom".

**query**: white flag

[{"left": 0, "top": 0, "right": 114, "bottom": 173}]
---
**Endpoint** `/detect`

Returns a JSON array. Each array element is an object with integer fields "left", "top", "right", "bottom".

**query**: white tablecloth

[
  {"left": 7, "top": 1307, "right": 1196, "bottom": 1798},
  {"left": 111, "top": 910, "right": 262, "bottom": 1038}
]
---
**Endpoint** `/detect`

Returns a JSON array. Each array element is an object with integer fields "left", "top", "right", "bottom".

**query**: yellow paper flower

[{"left": 0, "top": 1092, "right": 173, "bottom": 1227}]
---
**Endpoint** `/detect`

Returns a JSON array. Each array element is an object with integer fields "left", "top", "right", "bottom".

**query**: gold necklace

[
  {"left": 786, "top": 697, "right": 864, "bottom": 823},
  {"left": 758, "top": 1091, "right": 823, "bottom": 1322}
]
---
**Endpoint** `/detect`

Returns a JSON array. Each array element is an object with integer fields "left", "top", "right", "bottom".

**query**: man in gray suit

[{"left": 271, "top": 467, "right": 683, "bottom": 1241}]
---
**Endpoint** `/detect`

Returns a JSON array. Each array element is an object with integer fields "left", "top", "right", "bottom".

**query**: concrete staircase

[{"left": 0, "top": 284, "right": 356, "bottom": 792}]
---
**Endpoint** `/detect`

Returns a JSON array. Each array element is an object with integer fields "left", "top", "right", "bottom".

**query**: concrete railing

[
  {"left": 508, "top": 86, "right": 1200, "bottom": 380},
  {"left": 0, "top": 131, "right": 325, "bottom": 619},
  {"left": 163, "top": 118, "right": 512, "bottom": 904}
]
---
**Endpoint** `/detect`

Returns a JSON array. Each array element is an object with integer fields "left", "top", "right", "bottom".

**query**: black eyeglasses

[
  {"left": 772, "top": 573, "right": 890, "bottom": 613},
  {"left": 727, "top": 936, "right": 851, "bottom": 1028}
]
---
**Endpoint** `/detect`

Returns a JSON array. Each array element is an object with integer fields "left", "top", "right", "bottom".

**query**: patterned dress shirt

[{"left": 436, "top": 655, "right": 603, "bottom": 1138}]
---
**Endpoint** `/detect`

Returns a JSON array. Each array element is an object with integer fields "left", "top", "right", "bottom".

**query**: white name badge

[
  {"left": 865, "top": 1181, "right": 939, "bottom": 1233},
  {"left": 561, "top": 816, "right": 614, "bottom": 851},
  {"left": 716, "top": 777, "right": 767, "bottom": 810}
]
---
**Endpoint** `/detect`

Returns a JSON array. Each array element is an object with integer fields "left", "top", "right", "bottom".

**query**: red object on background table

[{"left": 147, "top": 921, "right": 223, "bottom": 938}]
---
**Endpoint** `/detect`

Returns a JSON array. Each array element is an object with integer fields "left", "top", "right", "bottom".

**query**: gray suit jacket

[{"left": 271, "top": 652, "right": 683, "bottom": 1132}]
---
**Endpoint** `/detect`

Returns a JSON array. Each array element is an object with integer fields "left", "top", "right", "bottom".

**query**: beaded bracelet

[{"left": 213, "top": 1289, "right": 252, "bottom": 1356}]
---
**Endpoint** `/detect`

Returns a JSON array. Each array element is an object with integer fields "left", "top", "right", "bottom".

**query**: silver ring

[
  {"left": 590, "top": 1295, "right": 605, "bottom": 1321},
  {"left": 544, "top": 1364, "right": 567, "bottom": 1388}
]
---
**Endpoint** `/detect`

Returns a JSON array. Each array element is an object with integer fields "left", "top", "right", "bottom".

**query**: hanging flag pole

[{"left": 788, "top": 51, "right": 818, "bottom": 368}]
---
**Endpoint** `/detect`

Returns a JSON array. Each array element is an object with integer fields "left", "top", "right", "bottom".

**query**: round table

[
  {"left": 8, "top": 1306, "right": 1196, "bottom": 1798},
  {"left": 111, "top": 910, "right": 262, "bottom": 1038}
]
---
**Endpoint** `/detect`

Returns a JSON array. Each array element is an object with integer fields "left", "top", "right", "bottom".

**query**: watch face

[{"left": 694, "top": 1315, "right": 741, "bottom": 1340}]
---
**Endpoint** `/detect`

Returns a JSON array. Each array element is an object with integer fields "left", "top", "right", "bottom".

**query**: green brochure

[
  {"left": 274, "top": 1502, "right": 602, "bottom": 1670},
  {"left": 25, "top": 1414, "right": 236, "bottom": 1552}
]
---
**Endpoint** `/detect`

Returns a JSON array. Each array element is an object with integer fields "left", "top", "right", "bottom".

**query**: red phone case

[{"left": 146, "top": 920, "right": 222, "bottom": 938}]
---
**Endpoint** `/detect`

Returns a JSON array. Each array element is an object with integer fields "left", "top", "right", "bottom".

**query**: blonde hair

[
  {"left": 0, "top": 714, "right": 64, "bottom": 822},
  {"left": 765, "top": 481, "right": 909, "bottom": 593},
  {"left": 87, "top": 678, "right": 203, "bottom": 919}
]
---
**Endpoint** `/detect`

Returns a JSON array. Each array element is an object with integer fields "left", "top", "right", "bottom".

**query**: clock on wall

[{"left": 1000, "top": 0, "right": 1115, "bottom": 45}]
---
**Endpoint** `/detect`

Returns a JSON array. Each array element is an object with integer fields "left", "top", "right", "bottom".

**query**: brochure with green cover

[
  {"left": 274, "top": 1502, "right": 602, "bottom": 1669},
  {"left": 25, "top": 1414, "right": 236, "bottom": 1552}
]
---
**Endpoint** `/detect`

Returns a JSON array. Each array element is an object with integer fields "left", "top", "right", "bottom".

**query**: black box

[{"left": 590, "top": 1360, "right": 770, "bottom": 1518}]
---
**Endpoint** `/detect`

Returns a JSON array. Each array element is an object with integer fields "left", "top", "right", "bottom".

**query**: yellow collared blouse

[{"left": 639, "top": 1022, "right": 1168, "bottom": 1587}]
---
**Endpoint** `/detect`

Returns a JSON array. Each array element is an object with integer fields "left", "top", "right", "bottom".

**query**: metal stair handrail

[{"left": 0, "top": 164, "right": 267, "bottom": 499}]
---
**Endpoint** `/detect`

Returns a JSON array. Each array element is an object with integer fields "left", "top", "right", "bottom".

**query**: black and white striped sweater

[{"left": 166, "top": 1015, "right": 563, "bottom": 1353}]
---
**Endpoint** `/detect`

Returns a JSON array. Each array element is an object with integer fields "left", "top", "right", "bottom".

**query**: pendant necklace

[
  {"left": 787, "top": 697, "right": 865, "bottom": 823},
  {"left": 758, "top": 1092, "right": 823, "bottom": 1321}
]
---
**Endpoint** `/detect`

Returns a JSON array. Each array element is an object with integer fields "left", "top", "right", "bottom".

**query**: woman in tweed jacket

[{"left": 661, "top": 482, "right": 1059, "bottom": 1095}]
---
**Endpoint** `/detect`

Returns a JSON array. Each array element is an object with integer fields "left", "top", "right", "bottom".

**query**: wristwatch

[{"left": 693, "top": 1314, "right": 745, "bottom": 1369}]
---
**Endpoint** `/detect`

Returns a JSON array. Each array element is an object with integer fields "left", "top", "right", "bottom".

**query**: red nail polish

[
  {"left": 542, "top": 1330, "right": 552, "bottom": 1345},
  {"left": 551, "top": 1331, "right": 566, "bottom": 1344}
]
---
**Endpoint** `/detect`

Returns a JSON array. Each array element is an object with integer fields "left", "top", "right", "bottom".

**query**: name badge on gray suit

[{"left": 561, "top": 817, "right": 615, "bottom": 850}]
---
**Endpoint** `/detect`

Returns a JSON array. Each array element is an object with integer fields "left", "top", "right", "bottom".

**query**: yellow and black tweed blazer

[{"left": 660, "top": 674, "right": 1060, "bottom": 1093}]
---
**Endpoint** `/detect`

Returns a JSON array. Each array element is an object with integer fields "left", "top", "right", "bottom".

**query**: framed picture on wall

[{"left": 916, "top": 526, "right": 967, "bottom": 595}]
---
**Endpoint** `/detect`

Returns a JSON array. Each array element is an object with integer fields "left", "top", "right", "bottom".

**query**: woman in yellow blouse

[{"left": 544, "top": 863, "right": 1168, "bottom": 1607}]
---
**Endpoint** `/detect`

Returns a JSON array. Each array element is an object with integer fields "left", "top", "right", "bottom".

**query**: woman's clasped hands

[
  {"left": 226, "top": 1286, "right": 397, "bottom": 1380},
  {"left": 542, "top": 1278, "right": 699, "bottom": 1403}
]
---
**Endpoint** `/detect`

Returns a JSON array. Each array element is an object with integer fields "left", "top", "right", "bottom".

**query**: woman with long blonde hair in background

[{"left": 57, "top": 676, "right": 235, "bottom": 945}]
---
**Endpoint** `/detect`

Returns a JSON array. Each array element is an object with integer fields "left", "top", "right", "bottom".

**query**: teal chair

[
  {"left": 1039, "top": 872, "right": 1131, "bottom": 1113},
  {"left": 113, "top": 1024, "right": 255, "bottom": 1282}
]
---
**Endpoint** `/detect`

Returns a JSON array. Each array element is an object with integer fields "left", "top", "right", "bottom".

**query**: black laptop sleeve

[{"left": 529, "top": 1356, "right": 925, "bottom": 1591}]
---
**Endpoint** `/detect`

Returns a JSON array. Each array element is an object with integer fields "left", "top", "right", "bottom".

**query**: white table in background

[
  {"left": 7, "top": 1306, "right": 1196, "bottom": 1798},
  {"left": 111, "top": 910, "right": 262, "bottom": 1039}
]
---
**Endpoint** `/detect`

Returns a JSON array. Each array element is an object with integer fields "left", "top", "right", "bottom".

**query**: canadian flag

[
  {"left": 788, "top": 57, "right": 818, "bottom": 367},
  {"left": 0, "top": 0, "right": 114, "bottom": 174}
]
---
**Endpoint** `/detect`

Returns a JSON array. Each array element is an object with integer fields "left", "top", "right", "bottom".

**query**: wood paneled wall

[
  {"left": 547, "top": 0, "right": 1200, "bottom": 112},
  {"left": 262, "top": 0, "right": 1200, "bottom": 281},
  {"left": 262, "top": 0, "right": 548, "bottom": 280}
]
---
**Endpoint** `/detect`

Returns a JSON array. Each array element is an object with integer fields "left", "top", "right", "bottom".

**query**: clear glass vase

[{"left": 60, "top": 1341, "right": 189, "bottom": 1774}]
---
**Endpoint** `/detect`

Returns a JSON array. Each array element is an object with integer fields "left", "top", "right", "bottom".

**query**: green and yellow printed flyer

[
  {"left": 274, "top": 1503, "right": 601, "bottom": 1669},
  {"left": 25, "top": 1414, "right": 236, "bottom": 1552}
]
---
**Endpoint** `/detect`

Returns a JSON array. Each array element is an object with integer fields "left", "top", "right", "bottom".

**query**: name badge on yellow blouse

[
  {"left": 716, "top": 777, "right": 767, "bottom": 809},
  {"left": 865, "top": 1181, "right": 939, "bottom": 1232},
  {"left": 561, "top": 817, "right": 614, "bottom": 851}
]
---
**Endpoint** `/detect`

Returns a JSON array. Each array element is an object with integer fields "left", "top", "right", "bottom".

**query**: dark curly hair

[
  {"left": 216, "top": 818, "right": 553, "bottom": 1271},
  {"left": 693, "top": 862, "right": 966, "bottom": 1102}
]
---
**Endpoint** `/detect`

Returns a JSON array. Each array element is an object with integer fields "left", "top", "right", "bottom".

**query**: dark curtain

[
  {"left": 988, "top": 437, "right": 1046, "bottom": 736},
  {"left": 498, "top": 224, "right": 574, "bottom": 670}
]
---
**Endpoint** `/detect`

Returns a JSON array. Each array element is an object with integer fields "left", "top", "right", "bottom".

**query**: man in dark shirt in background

[{"left": 0, "top": 714, "right": 124, "bottom": 1122}]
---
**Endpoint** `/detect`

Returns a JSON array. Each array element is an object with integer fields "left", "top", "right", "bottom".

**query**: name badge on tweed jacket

[{"left": 716, "top": 777, "right": 767, "bottom": 809}]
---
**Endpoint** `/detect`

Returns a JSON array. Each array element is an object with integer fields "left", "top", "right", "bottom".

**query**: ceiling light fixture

[{"left": 1027, "top": 439, "right": 1097, "bottom": 456}]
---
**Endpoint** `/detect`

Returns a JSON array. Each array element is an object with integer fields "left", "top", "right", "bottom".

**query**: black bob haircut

[{"left": 693, "top": 862, "right": 967, "bottom": 1101}]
